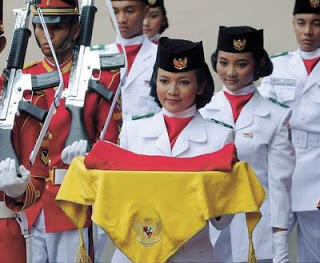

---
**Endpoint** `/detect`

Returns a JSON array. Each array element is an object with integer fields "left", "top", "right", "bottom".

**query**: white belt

[
  {"left": 0, "top": 201, "right": 15, "bottom": 219},
  {"left": 291, "top": 129, "right": 320, "bottom": 148},
  {"left": 49, "top": 169, "right": 67, "bottom": 185}
]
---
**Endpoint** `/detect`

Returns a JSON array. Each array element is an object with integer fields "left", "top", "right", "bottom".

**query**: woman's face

[
  {"left": 143, "top": 7, "right": 164, "bottom": 38},
  {"left": 216, "top": 50, "right": 255, "bottom": 92},
  {"left": 156, "top": 68, "right": 203, "bottom": 113}
]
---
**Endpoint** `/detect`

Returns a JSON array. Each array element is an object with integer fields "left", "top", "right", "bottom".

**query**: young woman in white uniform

[
  {"left": 200, "top": 26, "right": 296, "bottom": 263},
  {"left": 143, "top": 0, "right": 169, "bottom": 43},
  {"left": 111, "top": 37, "right": 234, "bottom": 262}
]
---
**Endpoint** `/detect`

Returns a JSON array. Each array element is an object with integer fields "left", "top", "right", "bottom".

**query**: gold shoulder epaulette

[
  {"left": 23, "top": 60, "right": 38, "bottom": 69},
  {"left": 270, "top": 51, "right": 288, "bottom": 59},
  {"left": 206, "top": 118, "right": 233, "bottom": 129},
  {"left": 110, "top": 69, "right": 120, "bottom": 73},
  {"left": 131, "top": 112, "right": 155, "bottom": 121},
  {"left": 268, "top": 97, "right": 289, "bottom": 108}
]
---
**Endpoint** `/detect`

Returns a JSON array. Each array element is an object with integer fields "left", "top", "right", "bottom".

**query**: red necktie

[
  {"left": 163, "top": 115, "right": 193, "bottom": 149},
  {"left": 303, "top": 57, "right": 320, "bottom": 75},
  {"left": 117, "top": 44, "right": 142, "bottom": 73},
  {"left": 224, "top": 91, "right": 254, "bottom": 122}
]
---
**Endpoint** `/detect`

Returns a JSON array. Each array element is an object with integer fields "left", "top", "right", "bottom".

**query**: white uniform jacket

[
  {"left": 112, "top": 111, "right": 234, "bottom": 263},
  {"left": 200, "top": 90, "right": 295, "bottom": 261},
  {"left": 120, "top": 36, "right": 160, "bottom": 123},
  {"left": 259, "top": 50, "right": 320, "bottom": 212}
]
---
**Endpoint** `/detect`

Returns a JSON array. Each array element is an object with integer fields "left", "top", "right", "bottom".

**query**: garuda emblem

[
  {"left": 134, "top": 209, "right": 162, "bottom": 247},
  {"left": 233, "top": 38, "right": 247, "bottom": 51},
  {"left": 148, "top": 0, "right": 157, "bottom": 5},
  {"left": 310, "top": 0, "right": 320, "bottom": 8},
  {"left": 173, "top": 57, "right": 188, "bottom": 70}
]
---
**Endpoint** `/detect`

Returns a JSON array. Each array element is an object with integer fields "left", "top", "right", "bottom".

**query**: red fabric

[
  {"left": 117, "top": 44, "right": 142, "bottom": 73},
  {"left": 85, "top": 141, "right": 237, "bottom": 172},
  {"left": 224, "top": 91, "right": 254, "bottom": 122},
  {"left": 303, "top": 57, "right": 320, "bottom": 75},
  {"left": 164, "top": 115, "right": 193, "bottom": 149},
  {"left": 0, "top": 218, "right": 26, "bottom": 263}
]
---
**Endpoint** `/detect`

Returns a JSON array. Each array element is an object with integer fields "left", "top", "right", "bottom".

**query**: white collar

[
  {"left": 223, "top": 83, "right": 257, "bottom": 96},
  {"left": 162, "top": 104, "right": 197, "bottom": 118},
  {"left": 149, "top": 33, "right": 161, "bottom": 42},
  {"left": 116, "top": 35, "right": 145, "bottom": 46},
  {"left": 299, "top": 48, "right": 320, "bottom": 60}
]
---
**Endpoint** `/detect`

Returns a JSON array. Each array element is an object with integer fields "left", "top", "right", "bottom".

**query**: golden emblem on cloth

[
  {"left": 173, "top": 57, "right": 188, "bottom": 70},
  {"left": 233, "top": 38, "right": 247, "bottom": 51},
  {"left": 41, "top": 148, "right": 49, "bottom": 166},
  {"left": 134, "top": 207, "right": 162, "bottom": 247},
  {"left": 148, "top": 0, "right": 157, "bottom": 5},
  {"left": 310, "top": 0, "right": 320, "bottom": 8}
]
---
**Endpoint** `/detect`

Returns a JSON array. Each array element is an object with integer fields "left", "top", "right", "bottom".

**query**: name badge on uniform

[
  {"left": 270, "top": 78, "right": 297, "bottom": 86},
  {"left": 243, "top": 133, "right": 253, "bottom": 139}
]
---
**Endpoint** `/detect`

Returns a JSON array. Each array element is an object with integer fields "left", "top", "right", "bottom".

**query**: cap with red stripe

[{"left": 33, "top": 0, "right": 79, "bottom": 24}]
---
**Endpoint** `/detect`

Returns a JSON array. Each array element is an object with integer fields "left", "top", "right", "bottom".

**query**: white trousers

[
  {"left": 289, "top": 210, "right": 320, "bottom": 262},
  {"left": 30, "top": 210, "right": 89, "bottom": 263},
  {"left": 95, "top": 225, "right": 115, "bottom": 263}
]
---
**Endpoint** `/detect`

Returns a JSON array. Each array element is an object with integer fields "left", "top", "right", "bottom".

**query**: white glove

[
  {"left": 210, "top": 214, "right": 234, "bottom": 230},
  {"left": 61, "top": 140, "right": 88, "bottom": 165},
  {"left": 273, "top": 230, "right": 289, "bottom": 263},
  {"left": 0, "top": 158, "right": 30, "bottom": 198}
]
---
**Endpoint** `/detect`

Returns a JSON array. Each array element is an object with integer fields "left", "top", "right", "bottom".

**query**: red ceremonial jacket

[{"left": 22, "top": 57, "right": 120, "bottom": 232}]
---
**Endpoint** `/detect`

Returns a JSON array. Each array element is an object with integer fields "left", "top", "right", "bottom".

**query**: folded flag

[
  {"left": 56, "top": 143, "right": 265, "bottom": 263},
  {"left": 84, "top": 141, "right": 237, "bottom": 172}
]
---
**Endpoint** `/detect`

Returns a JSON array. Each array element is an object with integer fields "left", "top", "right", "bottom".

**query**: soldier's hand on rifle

[
  {"left": 61, "top": 140, "right": 88, "bottom": 165},
  {"left": 0, "top": 158, "right": 30, "bottom": 198}
]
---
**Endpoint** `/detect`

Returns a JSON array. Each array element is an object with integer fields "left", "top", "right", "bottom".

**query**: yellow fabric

[{"left": 56, "top": 157, "right": 265, "bottom": 263}]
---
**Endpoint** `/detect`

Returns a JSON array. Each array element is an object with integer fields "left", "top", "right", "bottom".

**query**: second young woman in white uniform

[{"left": 200, "top": 26, "right": 296, "bottom": 263}]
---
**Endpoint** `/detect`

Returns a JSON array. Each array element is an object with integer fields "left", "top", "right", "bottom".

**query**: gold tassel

[
  {"left": 247, "top": 232, "right": 257, "bottom": 263},
  {"left": 76, "top": 229, "right": 92, "bottom": 263}
]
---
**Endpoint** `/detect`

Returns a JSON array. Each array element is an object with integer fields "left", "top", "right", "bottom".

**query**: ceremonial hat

[
  {"left": 217, "top": 26, "right": 264, "bottom": 53},
  {"left": 33, "top": 0, "right": 79, "bottom": 24},
  {"left": 147, "top": 0, "right": 164, "bottom": 7},
  {"left": 156, "top": 37, "right": 207, "bottom": 73},
  {"left": 293, "top": 0, "right": 320, "bottom": 14}
]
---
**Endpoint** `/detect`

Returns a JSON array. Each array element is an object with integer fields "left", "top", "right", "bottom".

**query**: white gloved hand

[
  {"left": 61, "top": 140, "right": 88, "bottom": 165},
  {"left": 273, "top": 230, "right": 289, "bottom": 263},
  {"left": 0, "top": 158, "right": 30, "bottom": 198}
]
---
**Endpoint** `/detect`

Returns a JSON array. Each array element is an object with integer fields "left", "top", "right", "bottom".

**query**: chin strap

[{"left": 99, "top": 0, "right": 129, "bottom": 140}]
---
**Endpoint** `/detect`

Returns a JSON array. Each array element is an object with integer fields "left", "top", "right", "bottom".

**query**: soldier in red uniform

[
  {"left": 0, "top": 0, "right": 47, "bottom": 262},
  {"left": 22, "top": 0, "right": 120, "bottom": 262}
]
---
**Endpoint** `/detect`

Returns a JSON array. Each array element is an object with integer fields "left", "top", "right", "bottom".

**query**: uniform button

[
  {"left": 45, "top": 184, "right": 49, "bottom": 190},
  {"left": 48, "top": 133, "right": 53, "bottom": 140}
]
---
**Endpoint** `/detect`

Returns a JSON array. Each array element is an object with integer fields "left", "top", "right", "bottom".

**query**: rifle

[
  {"left": 0, "top": 1, "right": 48, "bottom": 172},
  {"left": 0, "top": 2, "right": 50, "bottom": 262},
  {"left": 64, "top": 0, "right": 125, "bottom": 148}
]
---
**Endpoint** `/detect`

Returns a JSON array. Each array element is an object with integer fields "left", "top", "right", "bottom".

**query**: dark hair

[
  {"left": 211, "top": 48, "right": 273, "bottom": 81},
  {"left": 158, "top": 6, "right": 169, "bottom": 34},
  {"left": 150, "top": 65, "right": 214, "bottom": 109}
]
